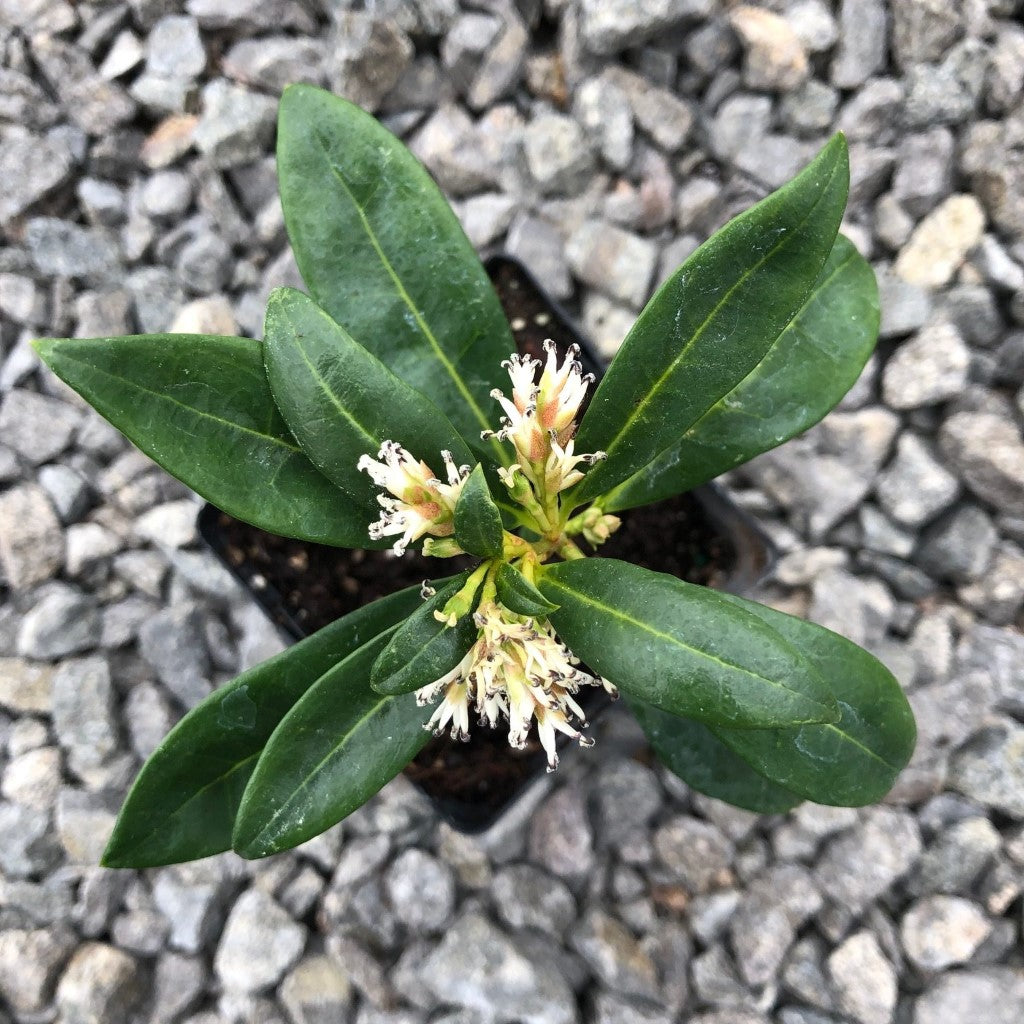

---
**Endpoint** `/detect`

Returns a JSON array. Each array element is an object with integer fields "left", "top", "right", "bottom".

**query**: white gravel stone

[
  {"left": 901, "top": 896, "right": 993, "bottom": 971},
  {"left": 881, "top": 321, "right": 970, "bottom": 409},
  {"left": 894, "top": 195, "right": 986, "bottom": 288},
  {"left": 214, "top": 889, "right": 306, "bottom": 994},
  {"left": 827, "top": 931, "right": 897, "bottom": 1024}
]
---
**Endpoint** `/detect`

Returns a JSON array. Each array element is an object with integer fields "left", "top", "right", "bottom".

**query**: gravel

[{"left": 3, "top": 4, "right": 1024, "bottom": 1023}]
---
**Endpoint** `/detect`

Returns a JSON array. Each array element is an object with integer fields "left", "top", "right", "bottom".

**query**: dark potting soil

[{"left": 200, "top": 258, "right": 741, "bottom": 831}]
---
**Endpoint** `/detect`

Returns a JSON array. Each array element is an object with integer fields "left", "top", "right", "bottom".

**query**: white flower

[
  {"left": 487, "top": 339, "right": 598, "bottom": 475},
  {"left": 357, "top": 441, "right": 468, "bottom": 556},
  {"left": 417, "top": 600, "right": 616, "bottom": 770}
]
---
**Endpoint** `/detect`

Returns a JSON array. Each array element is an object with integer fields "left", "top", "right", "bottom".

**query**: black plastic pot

[{"left": 199, "top": 256, "right": 777, "bottom": 833}]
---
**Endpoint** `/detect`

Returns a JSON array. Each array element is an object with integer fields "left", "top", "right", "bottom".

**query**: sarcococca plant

[{"left": 34, "top": 85, "right": 916, "bottom": 867}]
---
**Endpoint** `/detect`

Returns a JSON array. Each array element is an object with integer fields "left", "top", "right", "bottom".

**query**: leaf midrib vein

[
  {"left": 588, "top": 155, "right": 843, "bottom": 476},
  {"left": 56, "top": 351, "right": 302, "bottom": 453},
  {"left": 545, "top": 577, "right": 827, "bottom": 713},
  {"left": 605, "top": 245, "right": 858, "bottom": 504},
  {"left": 319, "top": 149, "right": 498, "bottom": 442}
]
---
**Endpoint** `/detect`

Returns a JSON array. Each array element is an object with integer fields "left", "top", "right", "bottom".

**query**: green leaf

[
  {"left": 276, "top": 84, "right": 513, "bottom": 461},
  {"left": 602, "top": 235, "right": 878, "bottom": 512},
  {"left": 263, "top": 287, "right": 473, "bottom": 512},
  {"left": 232, "top": 632, "right": 432, "bottom": 858},
  {"left": 708, "top": 594, "right": 917, "bottom": 806},
  {"left": 495, "top": 562, "right": 559, "bottom": 617},
  {"left": 371, "top": 572, "right": 479, "bottom": 696},
  {"left": 569, "top": 133, "right": 850, "bottom": 505},
  {"left": 454, "top": 463, "right": 505, "bottom": 559},
  {"left": 627, "top": 696, "right": 802, "bottom": 815},
  {"left": 540, "top": 559, "right": 838, "bottom": 729},
  {"left": 101, "top": 586, "right": 424, "bottom": 868},
  {"left": 33, "top": 334, "right": 372, "bottom": 548}
]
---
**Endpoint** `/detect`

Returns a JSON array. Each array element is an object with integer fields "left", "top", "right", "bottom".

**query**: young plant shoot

[{"left": 34, "top": 85, "right": 916, "bottom": 867}]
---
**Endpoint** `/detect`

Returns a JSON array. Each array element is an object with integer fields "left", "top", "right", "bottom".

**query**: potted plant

[
  {"left": 33, "top": 85, "right": 916, "bottom": 868},
  {"left": 196, "top": 251, "right": 778, "bottom": 832}
]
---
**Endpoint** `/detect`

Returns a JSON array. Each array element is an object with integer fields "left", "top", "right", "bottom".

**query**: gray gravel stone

[
  {"left": 916, "top": 504, "right": 997, "bottom": 583},
  {"left": 418, "top": 911, "right": 578, "bottom": 1024},
  {"left": 527, "top": 784, "right": 594, "bottom": 881},
  {"left": 25, "top": 217, "right": 121, "bottom": 284},
  {"left": 592, "top": 759, "right": 662, "bottom": 856},
  {"left": 18, "top": 587, "right": 101, "bottom": 661},
  {"left": 56, "top": 787, "right": 119, "bottom": 864},
  {"left": 0, "top": 129, "right": 75, "bottom": 225},
  {"left": 523, "top": 113, "right": 595, "bottom": 196},
  {"left": 573, "top": 75, "right": 633, "bottom": 172},
  {"left": 0, "top": 658, "right": 55, "bottom": 714},
  {"left": 383, "top": 848, "right": 456, "bottom": 935},
  {"left": 893, "top": 0, "right": 963, "bottom": 68},
  {"left": 892, "top": 128, "right": 954, "bottom": 218},
  {"left": 505, "top": 214, "right": 571, "bottom": 301},
  {"left": 51, "top": 655, "right": 118, "bottom": 787},
  {"left": 831, "top": 0, "right": 887, "bottom": 88},
  {"left": 409, "top": 104, "right": 500, "bottom": 197},
  {"left": 55, "top": 942, "right": 144, "bottom": 1024},
  {"left": 827, "top": 931, "right": 896, "bottom": 1024},
  {"left": 948, "top": 720, "right": 1024, "bottom": 819},
  {"left": 2, "top": 744, "right": 61, "bottom": 810},
  {"left": 913, "top": 969, "right": 1024, "bottom": 1024},
  {"left": 877, "top": 269, "right": 932, "bottom": 339},
  {"left": 654, "top": 817, "right": 733, "bottom": 895},
  {"left": 147, "top": 14, "right": 206, "bottom": 80},
  {"left": 492, "top": 864, "right": 576, "bottom": 938},
  {"left": 222, "top": 35, "right": 326, "bottom": 93},
  {"left": 729, "top": 6, "right": 808, "bottom": 92},
  {"left": 138, "top": 602, "right": 212, "bottom": 708},
  {"left": 875, "top": 433, "right": 959, "bottom": 528},
  {"left": 328, "top": 13, "right": 413, "bottom": 112},
  {"left": 214, "top": 888, "right": 306, "bottom": 995},
  {"left": 578, "top": 0, "right": 712, "bottom": 55},
  {"left": 939, "top": 412, "right": 1024, "bottom": 517},
  {"left": 730, "top": 866, "right": 822, "bottom": 989},
  {"left": 0, "top": 925, "right": 76, "bottom": 1013},
  {"left": 816, "top": 808, "right": 922, "bottom": 919},
  {"left": 194, "top": 80, "right": 276, "bottom": 169},
  {"left": 901, "top": 896, "right": 992, "bottom": 972},
  {"left": 279, "top": 954, "right": 353, "bottom": 1024},
  {"left": 152, "top": 868, "right": 226, "bottom": 954},
  {"left": 570, "top": 907, "right": 658, "bottom": 999},
  {"left": 38, "top": 464, "right": 92, "bottom": 524},
  {"left": 882, "top": 321, "right": 970, "bottom": 410},
  {"left": 0, "top": 483, "right": 64, "bottom": 589},
  {"left": 911, "top": 817, "right": 1001, "bottom": 896},
  {"left": 566, "top": 221, "right": 656, "bottom": 308},
  {"left": 151, "top": 951, "right": 206, "bottom": 1024}
]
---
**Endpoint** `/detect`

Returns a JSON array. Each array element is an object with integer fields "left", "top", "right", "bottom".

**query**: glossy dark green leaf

[
  {"left": 33, "top": 334, "right": 372, "bottom": 548},
  {"left": 495, "top": 562, "right": 559, "bottom": 617},
  {"left": 627, "top": 695, "right": 802, "bottom": 815},
  {"left": 264, "top": 287, "right": 473, "bottom": 511},
  {"left": 371, "top": 572, "right": 479, "bottom": 696},
  {"left": 101, "top": 586, "right": 424, "bottom": 867},
  {"left": 540, "top": 559, "right": 838, "bottom": 729},
  {"left": 603, "top": 234, "right": 878, "bottom": 512},
  {"left": 568, "top": 134, "right": 849, "bottom": 505},
  {"left": 276, "top": 84, "right": 513, "bottom": 462},
  {"left": 232, "top": 632, "right": 433, "bottom": 858},
  {"left": 454, "top": 463, "right": 505, "bottom": 559},
  {"left": 708, "top": 594, "right": 917, "bottom": 806}
]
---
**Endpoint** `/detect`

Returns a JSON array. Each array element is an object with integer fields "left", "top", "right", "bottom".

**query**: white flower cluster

[
  {"left": 357, "top": 442, "right": 468, "bottom": 556},
  {"left": 485, "top": 341, "right": 606, "bottom": 507},
  {"left": 358, "top": 343, "right": 620, "bottom": 768},
  {"left": 416, "top": 600, "right": 616, "bottom": 771}
]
